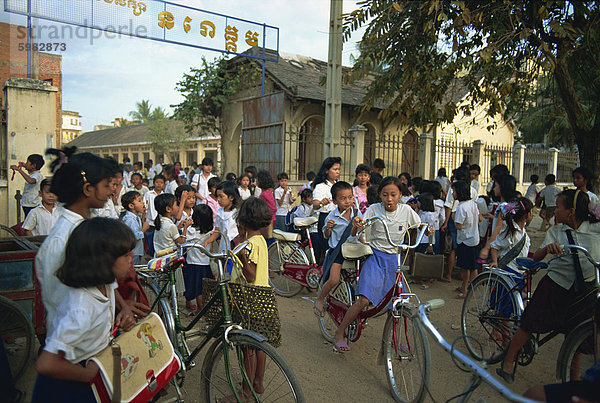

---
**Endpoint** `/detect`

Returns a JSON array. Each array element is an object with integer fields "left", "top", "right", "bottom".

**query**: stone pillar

[
  {"left": 349, "top": 125, "right": 366, "bottom": 173},
  {"left": 513, "top": 144, "right": 526, "bottom": 185},
  {"left": 418, "top": 133, "right": 434, "bottom": 179},
  {"left": 472, "top": 140, "right": 485, "bottom": 169},
  {"left": 550, "top": 147, "right": 559, "bottom": 177},
  {"left": 323, "top": 0, "right": 343, "bottom": 158},
  {"left": 1, "top": 78, "right": 57, "bottom": 226}
]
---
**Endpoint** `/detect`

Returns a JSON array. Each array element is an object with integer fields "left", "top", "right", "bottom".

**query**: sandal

[
  {"left": 495, "top": 367, "right": 514, "bottom": 384},
  {"left": 313, "top": 301, "right": 325, "bottom": 317},
  {"left": 333, "top": 341, "right": 350, "bottom": 353}
]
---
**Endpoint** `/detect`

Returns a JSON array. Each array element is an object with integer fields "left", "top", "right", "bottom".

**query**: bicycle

[
  {"left": 318, "top": 216, "right": 433, "bottom": 402},
  {"left": 460, "top": 244, "right": 599, "bottom": 383},
  {"left": 267, "top": 216, "right": 321, "bottom": 297},
  {"left": 137, "top": 241, "right": 305, "bottom": 402},
  {"left": 0, "top": 295, "right": 35, "bottom": 382},
  {"left": 417, "top": 298, "right": 539, "bottom": 403}
]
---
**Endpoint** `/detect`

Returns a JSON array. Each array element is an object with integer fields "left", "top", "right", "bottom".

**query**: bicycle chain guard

[{"left": 306, "top": 268, "right": 320, "bottom": 289}]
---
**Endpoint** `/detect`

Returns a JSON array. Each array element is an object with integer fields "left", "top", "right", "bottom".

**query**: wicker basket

[{"left": 202, "top": 279, "right": 281, "bottom": 347}]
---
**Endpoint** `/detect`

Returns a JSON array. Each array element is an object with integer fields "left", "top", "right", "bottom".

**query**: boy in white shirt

[
  {"left": 274, "top": 172, "right": 296, "bottom": 231},
  {"left": 11, "top": 153, "right": 45, "bottom": 219},
  {"left": 539, "top": 174, "right": 561, "bottom": 229},
  {"left": 524, "top": 174, "right": 540, "bottom": 205},
  {"left": 191, "top": 157, "right": 216, "bottom": 204},
  {"left": 22, "top": 179, "right": 60, "bottom": 236},
  {"left": 143, "top": 174, "right": 166, "bottom": 256},
  {"left": 130, "top": 172, "right": 149, "bottom": 196}
]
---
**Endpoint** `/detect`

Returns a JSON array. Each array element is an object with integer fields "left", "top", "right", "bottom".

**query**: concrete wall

[{"left": 0, "top": 78, "right": 57, "bottom": 226}]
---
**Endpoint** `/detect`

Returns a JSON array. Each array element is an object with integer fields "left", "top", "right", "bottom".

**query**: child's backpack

[{"left": 285, "top": 206, "right": 300, "bottom": 229}]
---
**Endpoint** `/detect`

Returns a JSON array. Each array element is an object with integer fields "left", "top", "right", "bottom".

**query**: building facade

[{"left": 61, "top": 110, "right": 82, "bottom": 143}]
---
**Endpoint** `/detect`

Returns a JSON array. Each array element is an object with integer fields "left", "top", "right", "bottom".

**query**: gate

[{"left": 241, "top": 92, "right": 285, "bottom": 178}]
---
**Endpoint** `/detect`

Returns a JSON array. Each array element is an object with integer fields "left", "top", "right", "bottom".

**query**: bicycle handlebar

[
  {"left": 358, "top": 216, "right": 431, "bottom": 250},
  {"left": 416, "top": 304, "right": 537, "bottom": 403},
  {"left": 179, "top": 240, "right": 252, "bottom": 260}
]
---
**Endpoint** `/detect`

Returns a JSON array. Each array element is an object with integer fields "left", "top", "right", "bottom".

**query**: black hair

[
  {"left": 27, "top": 154, "right": 45, "bottom": 170},
  {"left": 399, "top": 172, "right": 412, "bottom": 187},
  {"left": 417, "top": 192, "right": 434, "bottom": 212},
  {"left": 312, "top": 157, "right": 342, "bottom": 189},
  {"left": 130, "top": 172, "right": 142, "bottom": 181},
  {"left": 277, "top": 172, "right": 289, "bottom": 181},
  {"left": 216, "top": 180, "right": 241, "bottom": 209},
  {"left": 490, "top": 164, "right": 509, "bottom": 179},
  {"left": 451, "top": 180, "right": 471, "bottom": 201},
  {"left": 367, "top": 185, "right": 381, "bottom": 205},
  {"left": 530, "top": 174, "right": 539, "bottom": 183},
  {"left": 121, "top": 190, "right": 142, "bottom": 213},
  {"left": 437, "top": 168, "right": 447, "bottom": 177},
  {"left": 373, "top": 158, "right": 385, "bottom": 169},
  {"left": 237, "top": 197, "right": 272, "bottom": 230},
  {"left": 154, "top": 193, "right": 176, "bottom": 231},
  {"left": 412, "top": 177, "right": 423, "bottom": 192},
  {"left": 300, "top": 188, "right": 313, "bottom": 200},
  {"left": 378, "top": 176, "right": 403, "bottom": 194},
  {"left": 56, "top": 217, "right": 136, "bottom": 288},
  {"left": 225, "top": 172, "right": 237, "bottom": 181},
  {"left": 191, "top": 204, "right": 213, "bottom": 233},
  {"left": 331, "top": 181, "right": 352, "bottom": 200},
  {"left": 399, "top": 183, "right": 411, "bottom": 196},
  {"left": 162, "top": 164, "right": 176, "bottom": 181},
  {"left": 469, "top": 164, "right": 481, "bottom": 174},
  {"left": 133, "top": 161, "right": 143, "bottom": 168},
  {"left": 306, "top": 171, "right": 316, "bottom": 181},
  {"left": 420, "top": 180, "right": 442, "bottom": 200},
  {"left": 501, "top": 197, "right": 533, "bottom": 237},
  {"left": 545, "top": 174, "right": 556, "bottom": 184},
  {"left": 202, "top": 157, "right": 214, "bottom": 166},
  {"left": 207, "top": 176, "right": 221, "bottom": 190},
  {"left": 256, "top": 170, "right": 275, "bottom": 190},
  {"left": 175, "top": 184, "right": 194, "bottom": 202},
  {"left": 39, "top": 178, "right": 51, "bottom": 191},
  {"left": 558, "top": 190, "right": 599, "bottom": 223},
  {"left": 460, "top": 161, "right": 470, "bottom": 169},
  {"left": 452, "top": 167, "right": 469, "bottom": 182},
  {"left": 237, "top": 173, "right": 250, "bottom": 186},
  {"left": 355, "top": 164, "right": 371, "bottom": 176},
  {"left": 46, "top": 147, "right": 117, "bottom": 206},
  {"left": 573, "top": 167, "right": 595, "bottom": 192},
  {"left": 494, "top": 174, "right": 517, "bottom": 202},
  {"left": 244, "top": 166, "right": 257, "bottom": 177},
  {"left": 153, "top": 174, "right": 166, "bottom": 184}
]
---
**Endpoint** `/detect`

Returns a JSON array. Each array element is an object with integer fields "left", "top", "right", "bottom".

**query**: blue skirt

[
  {"left": 356, "top": 249, "right": 398, "bottom": 307},
  {"left": 32, "top": 373, "right": 95, "bottom": 402},
  {"left": 183, "top": 263, "right": 213, "bottom": 301}
]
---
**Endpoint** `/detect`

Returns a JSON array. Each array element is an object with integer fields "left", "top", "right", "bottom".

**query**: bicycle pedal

[{"left": 185, "top": 361, "right": 196, "bottom": 370}]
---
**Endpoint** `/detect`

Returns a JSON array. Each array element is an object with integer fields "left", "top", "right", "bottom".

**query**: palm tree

[
  {"left": 151, "top": 106, "right": 168, "bottom": 121},
  {"left": 129, "top": 100, "right": 153, "bottom": 124}
]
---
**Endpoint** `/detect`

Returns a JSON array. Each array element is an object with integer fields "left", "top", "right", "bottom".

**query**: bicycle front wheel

[
  {"left": 461, "top": 271, "right": 520, "bottom": 364},
  {"left": 268, "top": 241, "right": 305, "bottom": 297},
  {"left": 319, "top": 280, "right": 355, "bottom": 343},
  {"left": 203, "top": 334, "right": 304, "bottom": 402},
  {"left": 557, "top": 320, "right": 599, "bottom": 382},
  {"left": 0, "top": 295, "right": 35, "bottom": 382},
  {"left": 383, "top": 310, "right": 430, "bottom": 403}
]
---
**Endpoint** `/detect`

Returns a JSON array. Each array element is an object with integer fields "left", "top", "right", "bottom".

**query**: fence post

[
  {"left": 472, "top": 140, "right": 485, "bottom": 169},
  {"left": 349, "top": 125, "right": 366, "bottom": 172},
  {"left": 513, "top": 143, "right": 526, "bottom": 185},
  {"left": 549, "top": 147, "right": 559, "bottom": 178},
  {"left": 418, "top": 133, "right": 433, "bottom": 179}
]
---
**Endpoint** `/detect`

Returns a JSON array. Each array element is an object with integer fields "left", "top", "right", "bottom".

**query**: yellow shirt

[{"left": 247, "top": 235, "right": 269, "bottom": 287}]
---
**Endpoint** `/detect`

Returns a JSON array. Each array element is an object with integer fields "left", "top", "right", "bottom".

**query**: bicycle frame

[{"left": 277, "top": 226, "right": 321, "bottom": 288}]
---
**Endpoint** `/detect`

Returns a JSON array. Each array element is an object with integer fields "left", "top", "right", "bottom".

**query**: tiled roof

[{"left": 67, "top": 124, "right": 152, "bottom": 148}]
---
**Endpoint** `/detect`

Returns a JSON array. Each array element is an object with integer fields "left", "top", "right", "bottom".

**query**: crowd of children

[{"left": 7, "top": 147, "right": 600, "bottom": 402}]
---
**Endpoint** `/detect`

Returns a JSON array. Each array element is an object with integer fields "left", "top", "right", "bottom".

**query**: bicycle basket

[{"left": 202, "top": 279, "right": 282, "bottom": 347}]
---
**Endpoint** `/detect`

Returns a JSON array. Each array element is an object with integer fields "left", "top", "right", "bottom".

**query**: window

[
  {"left": 112, "top": 154, "right": 119, "bottom": 161},
  {"left": 143, "top": 152, "right": 150, "bottom": 163},
  {"left": 186, "top": 151, "right": 196, "bottom": 167},
  {"left": 132, "top": 153, "right": 139, "bottom": 163}
]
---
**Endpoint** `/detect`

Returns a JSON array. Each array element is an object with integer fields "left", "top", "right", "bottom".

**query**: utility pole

[{"left": 324, "top": 0, "right": 343, "bottom": 159}]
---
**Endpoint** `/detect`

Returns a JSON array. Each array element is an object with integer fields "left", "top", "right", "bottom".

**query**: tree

[
  {"left": 146, "top": 119, "right": 187, "bottom": 163},
  {"left": 173, "top": 56, "right": 260, "bottom": 174},
  {"left": 129, "top": 100, "right": 153, "bottom": 124},
  {"left": 344, "top": 1, "right": 600, "bottom": 186}
]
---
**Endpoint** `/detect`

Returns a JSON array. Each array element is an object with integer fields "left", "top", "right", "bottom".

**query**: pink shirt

[
  {"left": 259, "top": 189, "right": 277, "bottom": 225},
  {"left": 203, "top": 195, "right": 220, "bottom": 223},
  {"left": 353, "top": 186, "right": 369, "bottom": 213}
]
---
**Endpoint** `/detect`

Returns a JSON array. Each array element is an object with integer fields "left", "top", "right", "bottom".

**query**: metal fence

[
  {"left": 523, "top": 146, "right": 550, "bottom": 184},
  {"left": 434, "top": 140, "right": 474, "bottom": 177},
  {"left": 481, "top": 143, "right": 513, "bottom": 184},
  {"left": 557, "top": 148, "right": 579, "bottom": 183},
  {"left": 369, "top": 131, "right": 419, "bottom": 177}
]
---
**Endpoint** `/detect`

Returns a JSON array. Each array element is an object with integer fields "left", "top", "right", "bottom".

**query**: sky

[{"left": 1, "top": 0, "right": 365, "bottom": 132}]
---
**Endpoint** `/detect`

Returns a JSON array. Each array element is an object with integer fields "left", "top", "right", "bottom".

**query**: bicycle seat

[
  {"left": 341, "top": 242, "right": 373, "bottom": 259},
  {"left": 293, "top": 216, "right": 318, "bottom": 227},
  {"left": 273, "top": 229, "right": 301, "bottom": 242},
  {"left": 147, "top": 253, "right": 181, "bottom": 271},
  {"left": 515, "top": 258, "right": 548, "bottom": 270}
]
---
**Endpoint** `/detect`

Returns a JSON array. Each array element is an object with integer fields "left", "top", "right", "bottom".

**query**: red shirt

[{"left": 259, "top": 189, "right": 277, "bottom": 224}]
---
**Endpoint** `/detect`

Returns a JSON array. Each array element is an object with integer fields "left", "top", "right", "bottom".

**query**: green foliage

[
  {"left": 343, "top": 0, "right": 600, "bottom": 145},
  {"left": 129, "top": 100, "right": 170, "bottom": 124},
  {"left": 172, "top": 56, "right": 261, "bottom": 135},
  {"left": 147, "top": 119, "right": 187, "bottom": 162}
]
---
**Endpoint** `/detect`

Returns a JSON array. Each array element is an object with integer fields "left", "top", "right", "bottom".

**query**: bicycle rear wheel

[
  {"left": 319, "top": 280, "right": 355, "bottom": 343},
  {"left": 268, "top": 241, "right": 305, "bottom": 297},
  {"left": 203, "top": 333, "right": 304, "bottom": 402},
  {"left": 383, "top": 310, "right": 430, "bottom": 403},
  {"left": 0, "top": 295, "right": 35, "bottom": 381},
  {"left": 461, "top": 272, "right": 520, "bottom": 364},
  {"left": 557, "top": 320, "right": 599, "bottom": 382}
]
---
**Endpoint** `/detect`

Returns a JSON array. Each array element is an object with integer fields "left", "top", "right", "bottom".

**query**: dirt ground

[{"left": 17, "top": 215, "right": 564, "bottom": 402}]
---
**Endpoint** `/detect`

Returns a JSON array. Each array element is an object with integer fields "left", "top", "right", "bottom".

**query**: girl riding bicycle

[
  {"left": 497, "top": 189, "right": 600, "bottom": 384},
  {"left": 332, "top": 176, "right": 421, "bottom": 353},
  {"left": 33, "top": 218, "right": 137, "bottom": 402}
]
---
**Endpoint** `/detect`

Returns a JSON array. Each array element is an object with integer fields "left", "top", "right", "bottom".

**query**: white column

[
  {"left": 323, "top": 0, "right": 343, "bottom": 158},
  {"left": 550, "top": 147, "right": 559, "bottom": 177}
]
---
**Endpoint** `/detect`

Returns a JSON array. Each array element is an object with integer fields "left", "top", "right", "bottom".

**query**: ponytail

[
  {"left": 153, "top": 193, "right": 176, "bottom": 231},
  {"left": 501, "top": 197, "right": 533, "bottom": 237}
]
